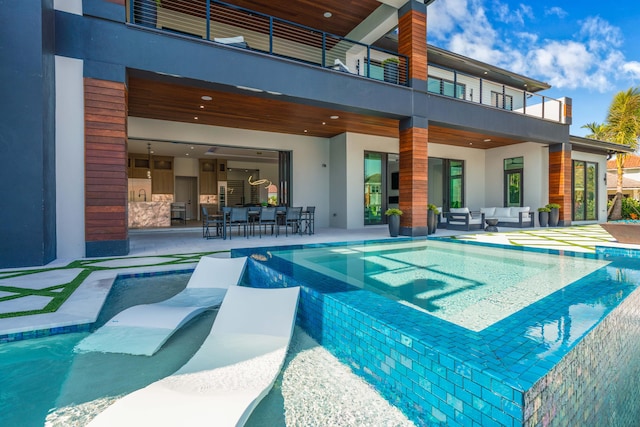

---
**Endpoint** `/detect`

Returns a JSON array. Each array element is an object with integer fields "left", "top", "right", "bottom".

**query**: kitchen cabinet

[
  {"left": 151, "top": 156, "right": 174, "bottom": 194},
  {"left": 199, "top": 159, "right": 217, "bottom": 195}
]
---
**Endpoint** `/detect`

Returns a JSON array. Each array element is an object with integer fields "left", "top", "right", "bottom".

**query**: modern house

[{"left": 1, "top": 0, "right": 631, "bottom": 268}]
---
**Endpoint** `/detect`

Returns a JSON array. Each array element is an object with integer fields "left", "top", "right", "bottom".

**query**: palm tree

[
  {"left": 605, "top": 88, "right": 640, "bottom": 219},
  {"left": 581, "top": 122, "right": 610, "bottom": 140}
]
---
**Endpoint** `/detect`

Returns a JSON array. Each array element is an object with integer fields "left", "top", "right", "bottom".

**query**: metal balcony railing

[
  {"left": 128, "top": 0, "right": 410, "bottom": 86},
  {"left": 428, "top": 64, "right": 565, "bottom": 123}
]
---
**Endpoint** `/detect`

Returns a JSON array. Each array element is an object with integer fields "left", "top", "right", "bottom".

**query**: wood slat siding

[
  {"left": 84, "top": 78, "right": 128, "bottom": 242},
  {"left": 399, "top": 127, "right": 428, "bottom": 230},
  {"left": 549, "top": 145, "right": 572, "bottom": 225},
  {"left": 398, "top": 7, "right": 427, "bottom": 82}
]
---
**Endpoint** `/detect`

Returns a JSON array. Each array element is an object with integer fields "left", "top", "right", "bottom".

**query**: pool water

[
  {"left": 1, "top": 273, "right": 411, "bottom": 427},
  {"left": 273, "top": 240, "right": 609, "bottom": 331},
  {"left": 236, "top": 239, "right": 640, "bottom": 426}
]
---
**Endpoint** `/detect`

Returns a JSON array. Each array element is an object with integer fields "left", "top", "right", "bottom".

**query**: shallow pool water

[
  {"left": 1, "top": 273, "right": 412, "bottom": 427},
  {"left": 273, "top": 240, "right": 609, "bottom": 331}
]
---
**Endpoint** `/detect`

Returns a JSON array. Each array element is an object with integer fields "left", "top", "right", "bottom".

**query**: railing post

[
  {"left": 542, "top": 96, "right": 545, "bottom": 119},
  {"left": 366, "top": 46, "right": 371, "bottom": 78},
  {"left": 502, "top": 85, "right": 506, "bottom": 109},
  {"left": 269, "top": 17, "right": 273, "bottom": 54},
  {"left": 206, "top": 0, "right": 211, "bottom": 41},
  {"left": 322, "top": 34, "right": 326, "bottom": 67},
  {"left": 453, "top": 70, "right": 457, "bottom": 97},
  {"left": 523, "top": 91, "right": 527, "bottom": 115},
  {"left": 479, "top": 78, "right": 483, "bottom": 106}
]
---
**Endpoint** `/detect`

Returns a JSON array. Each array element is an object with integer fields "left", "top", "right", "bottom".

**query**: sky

[{"left": 426, "top": 0, "right": 640, "bottom": 137}]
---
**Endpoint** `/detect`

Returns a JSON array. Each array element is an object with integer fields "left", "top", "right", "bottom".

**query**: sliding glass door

[{"left": 428, "top": 158, "right": 464, "bottom": 211}]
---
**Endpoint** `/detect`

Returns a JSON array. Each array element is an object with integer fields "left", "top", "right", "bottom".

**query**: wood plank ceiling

[{"left": 127, "top": 77, "right": 525, "bottom": 149}]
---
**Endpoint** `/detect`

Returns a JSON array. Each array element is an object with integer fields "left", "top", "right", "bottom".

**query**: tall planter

[
  {"left": 427, "top": 210, "right": 438, "bottom": 235},
  {"left": 549, "top": 207, "right": 559, "bottom": 227},
  {"left": 388, "top": 214, "right": 400, "bottom": 237},
  {"left": 538, "top": 211, "right": 549, "bottom": 227}
]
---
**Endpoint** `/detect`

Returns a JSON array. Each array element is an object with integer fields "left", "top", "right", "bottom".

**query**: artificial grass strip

[{"left": 0, "top": 250, "right": 230, "bottom": 319}]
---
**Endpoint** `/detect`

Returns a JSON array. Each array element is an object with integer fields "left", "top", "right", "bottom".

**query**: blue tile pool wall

[
  {"left": 523, "top": 285, "right": 640, "bottom": 426},
  {"left": 242, "top": 257, "right": 522, "bottom": 426},
  {"left": 236, "top": 244, "right": 640, "bottom": 427}
]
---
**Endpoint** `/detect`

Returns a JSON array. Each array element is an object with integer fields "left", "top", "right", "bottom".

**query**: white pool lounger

[
  {"left": 88, "top": 285, "right": 300, "bottom": 427},
  {"left": 75, "top": 256, "right": 248, "bottom": 356}
]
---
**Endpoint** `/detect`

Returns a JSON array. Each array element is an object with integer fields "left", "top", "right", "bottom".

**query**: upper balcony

[
  {"left": 126, "top": 0, "right": 568, "bottom": 125},
  {"left": 127, "top": 0, "right": 409, "bottom": 86}
]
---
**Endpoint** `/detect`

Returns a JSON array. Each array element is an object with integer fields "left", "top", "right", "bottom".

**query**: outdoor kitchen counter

[{"left": 128, "top": 201, "right": 171, "bottom": 228}]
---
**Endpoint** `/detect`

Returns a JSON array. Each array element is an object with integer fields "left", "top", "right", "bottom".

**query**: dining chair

[
  {"left": 201, "top": 205, "right": 222, "bottom": 239},
  {"left": 257, "top": 207, "right": 277, "bottom": 238},
  {"left": 283, "top": 207, "right": 303, "bottom": 236},
  {"left": 302, "top": 206, "right": 315, "bottom": 235},
  {"left": 228, "top": 207, "right": 249, "bottom": 239}
]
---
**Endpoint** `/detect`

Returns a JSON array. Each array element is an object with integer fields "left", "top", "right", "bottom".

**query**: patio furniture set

[
  {"left": 437, "top": 206, "right": 535, "bottom": 231},
  {"left": 202, "top": 206, "right": 315, "bottom": 239}
]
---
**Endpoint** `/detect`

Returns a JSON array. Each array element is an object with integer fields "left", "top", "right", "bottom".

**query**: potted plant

[
  {"left": 385, "top": 208, "right": 403, "bottom": 237},
  {"left": 427, "top": 204, "right": 439, "bottom": 235},
  {"left": 133, "top": 0, "right": 160, "bottom": 27},
  {"left": 537, "top": 207, "right": 550, "bottom": 227},
  {"left": 382, "top": 57, "right": 400, "bottom": 84},
  {"left": 546, "top": 203, "right": 560, "bottom": 227}
]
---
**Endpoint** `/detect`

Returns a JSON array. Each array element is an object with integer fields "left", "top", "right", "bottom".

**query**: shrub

[
  {"left": 621, "top": 197, "right": 640, "bottom": 219},
  {"left": 427, "top": 204, "right": 440, "bottom": 214},
  {"left": 385, "top": 208, "right": 403, "bottom": 216},
  {"left": 546, "top": 203, "right": 561, "bottom": 210}
]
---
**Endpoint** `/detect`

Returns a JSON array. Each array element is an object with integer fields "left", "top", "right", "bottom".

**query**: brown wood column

[
  {"left": 398, "top": 1, "right": 428, "bottom": 84},
  {"left": 84, "top": 77, "right": 129, "bottom": 256},
  {"left": 549, "top": 143, "right": 572, "bottom": 226},
  {"left": 399, "top": 124, "right": 428, "bottom": 236},
  {"left": 397, "top": 2, "right": 429, "bottom": 236}
]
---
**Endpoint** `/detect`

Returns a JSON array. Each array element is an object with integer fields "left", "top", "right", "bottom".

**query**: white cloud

[
  {"left": 544, "top": 7, "right": 567, "bottom": 18},
  {"left": 426, "top": 0, "right": 636, "bottom": 93},
  {"left": 623, "top": 62, "right": 640, "bottom": 80}
]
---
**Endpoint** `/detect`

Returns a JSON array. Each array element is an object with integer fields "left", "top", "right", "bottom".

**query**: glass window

[
  {"left": 364, "top": 152, "right": 383, "bottom": 225},
  {"left": 573, "top": 160, "right": 598, "bottom": 221},
  {"left": 428, "top": 77, "right": 465, "bottom": 99},
  {"left": 504, "top": 157, "right": 523, "bottom": 207}
]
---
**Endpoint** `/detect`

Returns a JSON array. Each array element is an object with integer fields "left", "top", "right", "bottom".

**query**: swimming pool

[{"left": 236, "top": 239, "right": 640, "bottom": 426}]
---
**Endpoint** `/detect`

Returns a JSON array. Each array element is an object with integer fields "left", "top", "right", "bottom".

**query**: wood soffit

[{"left": 127, "top": 77, "right": 525, "bottom": 149}]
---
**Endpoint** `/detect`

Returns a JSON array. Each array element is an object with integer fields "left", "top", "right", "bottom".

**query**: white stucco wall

[
  {"left": 484, "top": 142, "right": 548, "bottom": 210},
  {"left": 128, "top": 118, "right": 331, "bottom": 227},
  {"left": 54, "top": 0, "right": 82, "bottom": 14},
  {"left": 342, "top": 133, "right": 398, "bottom": 229},
  {"left": 428, "top": 143, "right": 487, "bottom": 210},
  {"left": 329, "top": 134, "right": 348, "bottom": 228},
  {"left": 572, "top": 151, "right": 608, "bottom": 223},
  {"left": 55, "top": 56, "right": 86, "bottom": 261}
]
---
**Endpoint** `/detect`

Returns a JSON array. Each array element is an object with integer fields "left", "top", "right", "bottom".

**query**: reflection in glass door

[{"left": 364, "top": 152, "right": 383, "bottom": 225}]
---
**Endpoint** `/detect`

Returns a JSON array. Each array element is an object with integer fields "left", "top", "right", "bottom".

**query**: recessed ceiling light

[
  {"left": 330, "top": 115, "right": 339, "bottom": 119},
  {"left": 194, "top": 116, "right": 198, "bottom": 120},
  {"left": 469, "top": 142, "right": 473, "bottom": 145},
  {"left": 322, "top": 122, "right": 326, "bottom": 125},
  {"left": 186, "top": 153, "right": 190, "bottom": 156},
  {"left": 324, "top": 11, "right": 332, "bottom": 18},
  {"left": 190, "top": 146, "right": 194, "bottom": 149},
  {"left": 201, "top": 95, "right": 212, "bottom": 101},
  {"left": 150, "top": 150, "right": 154, "bottom": 154},
  {"left": 304, "top": 130, "right": 308, "bottom": 133},
  {"left": 483, "top": 139, "right": 492, "bottom": 142},
  {"left": 200, "top": 105, "right": 204, "bottom": 109}
]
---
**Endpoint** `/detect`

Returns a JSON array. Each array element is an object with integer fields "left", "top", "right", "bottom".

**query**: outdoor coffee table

[{"left": 485, "top": 218, "right": 499, "bottom": 232}]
